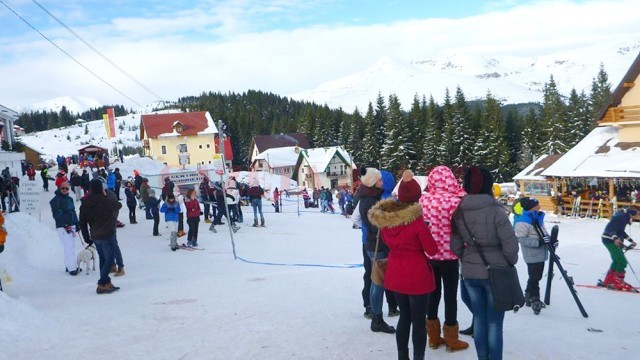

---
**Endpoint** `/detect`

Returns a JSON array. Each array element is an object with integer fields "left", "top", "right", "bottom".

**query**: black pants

[
  {"left": 115, "top": 184, "right": 121, "bottom": 200},
  {"left": 395, "top": 292, "right": 429, "bottom": 358},
  {"left": 187, "top": 217, "right": 200, "bottom": 242},
  {"left": 427, "top": 259, "right": 459, "bottom": 326},
  {"left": 152, "top": 212, "right": 160, "bottom": 235},
  {"left": 203, "top": 202, "right": 211, "bottom": 221},
  {"left": 526, "top": 262, "right": 545, "bottom": 298},
  {"left": 178, "top": 213, "right": 184, "bottom": 232},
  {"left": 362, "top": 245, "right": 372, "bottom": 308},
  {"left": 127, "top": 203, "right": 136, "bottom": 223}
]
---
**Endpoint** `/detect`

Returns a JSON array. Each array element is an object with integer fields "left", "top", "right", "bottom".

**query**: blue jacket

[
  {"left": 160, "top": 201, "right": 181, "bottom": 222},
  {"left": 514, "top": 210, "right": 548, "bottom": 263},
  {"left": 107, "top": 172, "right": 116, "bottom": 190},
  {"left": 380, "top": 170, "right": 395, "bottom": 199},
  {"left": 602, "top": 210, "right": 631, "bottom": 244},
  {"left": 49, "top": 190, "right": 78, "bottom": 228},
  {"left": 148, "top": 196, "right": 160, "bottom": 216}
]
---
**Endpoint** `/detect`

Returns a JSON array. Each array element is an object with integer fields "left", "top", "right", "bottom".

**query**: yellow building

[{"left": 140, "top": 111, "right": 223, "bottom": 167}]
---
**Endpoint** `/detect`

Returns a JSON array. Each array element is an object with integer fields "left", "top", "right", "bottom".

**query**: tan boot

[
  {"left": 109, "top": 264, "right": 117, "bottom": 274},
  {"left": 426, "top": 318, "right": 446, "bottom": 349},
  {"left": 443, "top": 323, "right": 469, "bottom": 352},
  {"left": 114, "top": 266, "right": 125, "bottom": 277}
]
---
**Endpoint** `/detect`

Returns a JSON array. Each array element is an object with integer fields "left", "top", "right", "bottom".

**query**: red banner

[{"left": 107, "top": 108, "right": 116, "bottom": 138}]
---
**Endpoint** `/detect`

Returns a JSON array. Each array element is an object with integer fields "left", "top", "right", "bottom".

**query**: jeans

[
  {"left": 145, "top": 201, "right": 153, "bottom": 219},
  {"left": 187, "top": 217, "right": 200, "bottom": 242},
  {"left": 95, "top": 234, "right": 117, "bottom": 286},
  {"left": 362, "top": 245, "right": 372, "bottom": 308},
  {"left": 367, "top": 250, "right": 388, "bottom": 317},
  {"left": 152, "top": 212, "right": 160, "bottom": 235},
  {"left": 465, "top": 278, "right": 505, "bottom": 360},
  {"left": 251, "top": 199, "right": 264, "bottom": 221},
  {"left": 460, "top": 276, "right": 473, "bottom": 315},
  {"left": 114, "top": 236, "right": 124, "bottom": 268}
]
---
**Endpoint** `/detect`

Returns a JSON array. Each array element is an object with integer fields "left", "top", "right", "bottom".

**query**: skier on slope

[{"left": 601, "top": 208, "right": 638, "bottom": 291}]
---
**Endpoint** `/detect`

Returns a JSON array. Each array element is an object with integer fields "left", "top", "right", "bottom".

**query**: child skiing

[
  {"left": 600, "top": 208, "right": 638, "bottom": 291},
  {"left": 160, "top": 193, "right": 182, "bottom": 251},
  {"left": 514, "top": 197, "right": 554, "bottom": 314}
]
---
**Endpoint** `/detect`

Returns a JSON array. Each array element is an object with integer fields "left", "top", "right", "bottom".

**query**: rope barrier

[{"left": 236, "top": 256, "right": 362, "bottom": 268}]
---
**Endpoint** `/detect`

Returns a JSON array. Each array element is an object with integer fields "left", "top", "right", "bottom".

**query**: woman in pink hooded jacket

[{"left": 419, "top": 165, "right": 469, "bottom": 352}]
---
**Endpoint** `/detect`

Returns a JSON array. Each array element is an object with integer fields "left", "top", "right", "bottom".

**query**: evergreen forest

[{"left": 15, "top": 65, "right": 612, "bottom": 181}]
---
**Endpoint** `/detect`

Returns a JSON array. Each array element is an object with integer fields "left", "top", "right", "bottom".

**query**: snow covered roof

[
  {"left": 541, "top": 126, "right": 640, "bottom": 178},
  {"left": 513, "top": 154, "right": 563, "bottom": 181},
  {"left": 141, "top": 111, "right": 217, "bottom": 138},
  {"left": 253, "top": 146, "right": 300, "bottom": 168},
  {"left": 297, "top": 146, "right": 351, "bottom": 173}
]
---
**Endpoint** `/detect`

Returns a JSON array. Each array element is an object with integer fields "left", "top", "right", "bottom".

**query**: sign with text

[
  {"left": 213, "top": 154, "right": 225, "bottom": 175},
  {"left": 20, "top": 181, "right": 41, "bottom": 215}
]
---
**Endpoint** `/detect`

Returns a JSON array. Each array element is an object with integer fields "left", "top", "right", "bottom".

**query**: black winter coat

[
  {"left": 79, "top": 191, "right": 122, "bottom": 241},
  {"left": 358, "top": 185, "right": 385, "bottom": 253}
]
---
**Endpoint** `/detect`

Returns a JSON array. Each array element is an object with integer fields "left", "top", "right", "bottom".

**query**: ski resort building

[
  {"left": 140, "top": 111, "right": 232, "bottom": 168},
  {"left": 292, "top": 146, "right": 353, "bottom": 190},
  {"left": 248, "top": 133, "right": 310, "bottom": 166},
  {"left": 515, "top": 52, "right": 640, "bottom": 218}
]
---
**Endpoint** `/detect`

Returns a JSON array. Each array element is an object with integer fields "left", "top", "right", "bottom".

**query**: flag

[
  {"left": 103, "top": 114, "right": 111, "bottom": 139},
  {"left": 107, "top": 108, "right": 116, "bottom": 138}
]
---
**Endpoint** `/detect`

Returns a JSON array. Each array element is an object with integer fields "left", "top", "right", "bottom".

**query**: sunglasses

[{"left": 60, "top": 187, "right": 70, "bottom": 190}]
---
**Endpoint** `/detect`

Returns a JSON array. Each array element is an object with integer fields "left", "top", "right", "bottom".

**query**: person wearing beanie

[
  {"left": 357, "top": 167, "right": 396, "bottom": 334},
  {"left": 418, "top": 166, "right": 469, "bottom": 351},
  {"left": 451, "top": 166, "right": 519, "bottom": 360},
  {"left": 514, "top": 196, "right": 552, "bottom": 314},
  {"left": 369, "top": 169, "right": 438, "bottom": 360},
  {"left": 601, "top": 208, "right": 639, "bottom": 291}
]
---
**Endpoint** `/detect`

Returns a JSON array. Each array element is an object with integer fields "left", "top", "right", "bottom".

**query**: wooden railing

[
  {"left": 524, "top": 195, "right": 638, "bottom": 220},
  {"left": 600, "top": 105, "right": 640, "bottom": 124}
]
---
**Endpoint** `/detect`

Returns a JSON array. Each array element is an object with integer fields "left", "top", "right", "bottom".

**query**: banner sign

[
  {"left": 107, "top": 108, "right": 116, "bottom": 138},
  {"left": 19, "top": 181, "right": 41, "bottom": 215},
  {"left": 103, "top": 114, "right": 111, "bottom": 139}
]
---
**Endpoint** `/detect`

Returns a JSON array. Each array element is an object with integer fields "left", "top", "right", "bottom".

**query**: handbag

[
  {"left": 370, "top": 230, "right": 388, "bottom": 286},
  {"left": 460, "top": 212, "right": 525, "bottom": 311}
]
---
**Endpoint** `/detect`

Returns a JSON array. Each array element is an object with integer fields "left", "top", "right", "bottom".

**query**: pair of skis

[{"left": 533, "top": 223, "right": 589, "bottom": 318}]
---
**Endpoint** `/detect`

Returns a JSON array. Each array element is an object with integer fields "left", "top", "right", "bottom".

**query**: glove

[
  {"left": 64, "top": 225, "right": 73, "bottom": 234},
  {"left": 542, "top": 235, "right": 551, "bottom": 244},
  {"left": 628, "top": 240, "right": 637, "bottom": 249},
  {"left": 614, "top": 237, "right": 624, "bottom": 248}
]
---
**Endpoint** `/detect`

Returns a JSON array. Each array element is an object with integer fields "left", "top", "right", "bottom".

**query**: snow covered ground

[{"left": 1, "top": 166, "right": 640, "bottom": 359}]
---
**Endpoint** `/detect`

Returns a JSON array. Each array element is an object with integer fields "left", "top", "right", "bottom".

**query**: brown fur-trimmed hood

[{"left": 368, "top": 199, "right": 423, "bottom": 229}]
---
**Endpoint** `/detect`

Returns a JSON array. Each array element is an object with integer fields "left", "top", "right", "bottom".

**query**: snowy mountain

[
  {"left": 20, "top": 96, "right": 103, "bottom": 115},
  {"left": 290, "top": 41, "right": 640, "bottom": 112}
]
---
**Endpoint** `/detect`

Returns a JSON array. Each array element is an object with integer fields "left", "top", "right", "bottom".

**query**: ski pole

[{"left": 623, "top": 247, "right": 640, "bottom": 284}]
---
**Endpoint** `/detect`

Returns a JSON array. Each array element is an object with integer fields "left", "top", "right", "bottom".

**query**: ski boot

[
  {"left": 231, "top": 224, "right": 241, "bottom": 233},
  {"left": 209, "top": 222, "right": 217, "bottom": 233},
  {"left": 531, "top": 297, "right": 546, "bottom": 315},
  {"left": 170, "top": 231, "right": 178, "bottom": 251},
  {"left": 614, "top": 271, "right": 637, "bottom": 292}
]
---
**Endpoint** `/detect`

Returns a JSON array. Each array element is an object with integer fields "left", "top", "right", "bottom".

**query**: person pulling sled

[{"left": 601, "top": 208, "right": 638, "bottom": 292}]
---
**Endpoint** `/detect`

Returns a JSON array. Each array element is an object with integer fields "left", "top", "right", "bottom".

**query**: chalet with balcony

[
  {"left": 251, "top": 146, "right": 301, "bottom": 177},
  {"left": 249, "top": 133, "right": 310, "bottom": 166},
  {"left": 293, "top": 146, "right": 353, "bottom": 190}
]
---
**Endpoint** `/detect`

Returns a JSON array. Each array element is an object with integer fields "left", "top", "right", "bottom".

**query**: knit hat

[
  {"left": 397, "top": 170, "right": 421, "bottom": 203},
  {"left": 520, "top": 197, "right": 539, "bottom": 211},
  {"left": 360, "top": 167, "right": 381, "bottom": 188},
  {"left": 463, "top": 166, "right": 493, "bottom": 195}
]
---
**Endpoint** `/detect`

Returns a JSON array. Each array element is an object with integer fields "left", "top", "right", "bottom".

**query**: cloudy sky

[{"left": 0, "top": 0, "right": 638, "bottom": 110}]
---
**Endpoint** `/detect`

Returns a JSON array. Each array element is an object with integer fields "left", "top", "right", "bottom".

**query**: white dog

[{"left": 76, "top": 243, "right": 97, "bottom": 275}]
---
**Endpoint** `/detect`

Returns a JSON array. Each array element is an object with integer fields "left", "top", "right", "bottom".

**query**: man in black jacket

[{"left": 79, "top": 179, "right": 123, "bottom": 294}]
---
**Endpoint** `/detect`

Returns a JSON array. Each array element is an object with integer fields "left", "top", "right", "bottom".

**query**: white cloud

[{"left": 0, "top": 0, "right": 638, "bottom": 109}]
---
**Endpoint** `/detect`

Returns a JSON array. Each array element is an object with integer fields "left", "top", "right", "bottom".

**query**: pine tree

[
  {"left": 360, "top": 103, "right": 378, "bottom": 166},
  {"left": 540, "top": 75, "right": 568, "bottom": 154},
  {"left": 347, "top": 108, "right": 365, "bottom": 165},
  {"left": 589, "top": 63, "right": 612, "bottom": 123},
  {"left": 473, "top": 92, "right": 510, "bottom": 181},
  {"left": 452, "top": 86, "right": 473, "bottom": 167},
  {"left": 407, "top": 94, "right": 425, "bottom": 170},
  {"left": 419, "top": 96, "right": 439, "bottom": 171},
  {"left": 381, "top": 94, "right": 413, "bottom": 174},
  {"left": 565, "top": 89, "right": 591, "bottom": 148},
  {"left": 437, "top": 89, "right": 454, "bottom": 166}
]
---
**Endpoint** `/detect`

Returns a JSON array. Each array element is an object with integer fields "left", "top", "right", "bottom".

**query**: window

[
  {"left": 161, "top": 145, "right": 166, "bottom": 154},
  {"left": 199, "top": 145, "right": 203, "bottom": 149},
  {"left": 206, "top": 144, "right": 211, "bottom": 149},
  {"left": 178, "top": 144, "right": 188, "bottom": 153}
]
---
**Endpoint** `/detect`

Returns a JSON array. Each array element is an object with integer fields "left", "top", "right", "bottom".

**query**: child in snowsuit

[
  {"left": 160, "top": 193, "right": 182, "bottom": 251},
  {"left": 601, "top": 208, "right": 638, "bottom": 291},
  {"left": 514, "top": 197, "right": 553, "bottom": 313}
]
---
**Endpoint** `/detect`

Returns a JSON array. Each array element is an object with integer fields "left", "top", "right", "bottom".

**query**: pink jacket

[{"left": 419, "top": 166, "right": 466, "bottom": 261}]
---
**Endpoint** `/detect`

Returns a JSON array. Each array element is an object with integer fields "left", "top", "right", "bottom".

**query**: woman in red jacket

[
  {"left": 369, "top": 170, "right": 438, "bottom": 360},
  {"left": 184, "top": 189, "right": 201, "bottom": 247}
]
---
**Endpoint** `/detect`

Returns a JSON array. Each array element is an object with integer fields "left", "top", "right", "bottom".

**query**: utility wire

[
  {"left": 0, "top": 0, "right": 144, "bottom": 107},
  {"left": 31, "top": 0, "right": 166, "bottom": 102}
]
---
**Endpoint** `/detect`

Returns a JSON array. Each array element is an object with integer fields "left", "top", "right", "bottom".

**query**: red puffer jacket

[
  {"left": 184, "top": 198, "right": 201, "bottom": 219},
  {"left": 368, "top": 199, "right": 438, "bottom": 295}
]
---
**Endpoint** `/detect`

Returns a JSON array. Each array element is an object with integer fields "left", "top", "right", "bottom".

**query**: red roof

[
  {"left": 141, "top": 112, "right": 214, "bottom": 138},
  {"left": 215, "top": 136, "right": 234, "bottom": 160}
]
